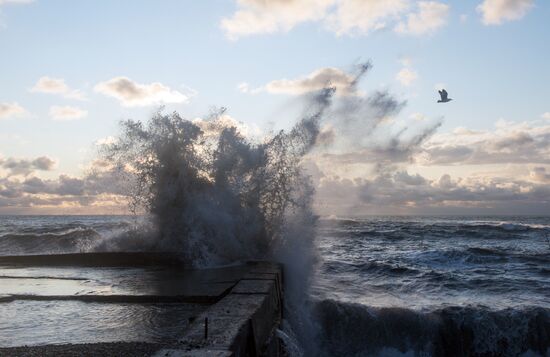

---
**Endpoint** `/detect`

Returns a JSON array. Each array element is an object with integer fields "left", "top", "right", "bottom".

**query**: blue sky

[{"left": 1, "top": 0, "right": 549, "bottom": 214}]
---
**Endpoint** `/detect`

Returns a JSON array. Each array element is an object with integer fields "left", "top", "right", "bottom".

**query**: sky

[{"left": 0, "top": 0, "right": 549, "bottom": 215}]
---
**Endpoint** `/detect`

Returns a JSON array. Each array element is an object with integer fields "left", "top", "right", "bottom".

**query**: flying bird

[{"left": 438, "top": 89, "right": 452, "bottom": 103}]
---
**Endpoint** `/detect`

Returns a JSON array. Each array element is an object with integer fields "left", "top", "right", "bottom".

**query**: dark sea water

[
  {"left": 312, "top": 216, "right": 550, "bottom": 356},
  {"left": 0, "top": 215, "right": 549, "bottom": 356}
]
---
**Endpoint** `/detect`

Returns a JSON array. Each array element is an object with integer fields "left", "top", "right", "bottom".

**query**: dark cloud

[
  {"left": 420, "top": 121, "right": 550, "bottom": 165},
  {"left": 0, "top": 157, "right": 130, "bottom": 213},
  {"left": 530, "top": 167, "right": 550, "bottom": 183},
  {"left": 314, "top": 170, "right": 550, "bottom": 215},
  {"left": 31, "top": 156, "right": 56, "bottom": 170},
  {"left": 0, "top": 156, "right": 56, "bottom": 176}
]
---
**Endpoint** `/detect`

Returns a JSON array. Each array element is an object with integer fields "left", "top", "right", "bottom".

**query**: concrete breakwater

[
  {"left": 0, "top": 253, "right": 284, "bottom": 357},
  {"left": 156, "top": 261, "right": 284, "bottom": 357}
]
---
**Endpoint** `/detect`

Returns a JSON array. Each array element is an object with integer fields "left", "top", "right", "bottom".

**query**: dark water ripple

[{"left": 312, "top": 216, "right": 550, "bottom": 356}]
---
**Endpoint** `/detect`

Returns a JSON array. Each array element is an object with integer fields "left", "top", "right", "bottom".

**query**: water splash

[
  {"left": 98, "top": 61, "right": 436, "bottom": 355},
  {"left": 101, "top": 85, "right": 334, "bottom": 267}
]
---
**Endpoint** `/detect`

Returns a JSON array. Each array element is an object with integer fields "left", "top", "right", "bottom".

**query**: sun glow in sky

[{"left": 0, "top": 0, "right": 549, "bottom": 215}]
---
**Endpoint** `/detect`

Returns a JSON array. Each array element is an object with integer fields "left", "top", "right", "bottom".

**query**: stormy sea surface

[
  {"left": 312, "top": 216, "right": 550, "bottom": 357},
  {"left": 1, "top": 215, "right": 549, "bottom": 356}
]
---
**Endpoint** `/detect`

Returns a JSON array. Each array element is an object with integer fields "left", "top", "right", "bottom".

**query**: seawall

[
  {"left": 155, "top": 261, "right": 284, "bottom": 357},
  {"left": 0, "top": 254, "right": 284, "bottom": 357}
]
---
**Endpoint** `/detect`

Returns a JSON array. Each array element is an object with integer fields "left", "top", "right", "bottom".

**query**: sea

[{"left": 0, "top": 215, "right": 549, "bottom": 356}]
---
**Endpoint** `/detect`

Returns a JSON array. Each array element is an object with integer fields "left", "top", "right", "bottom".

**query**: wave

[
  {"left": 313, "top": 299, "right": 550, "bottom": 357},
  {"left": 0, "top": 228, "right": 101, "bottom": 255},
  {"left": 323, "top": 260, "right": 419, "bottom": 277},
  {"left": 466, "top": 221, "right": 550, "bottom": 231}
]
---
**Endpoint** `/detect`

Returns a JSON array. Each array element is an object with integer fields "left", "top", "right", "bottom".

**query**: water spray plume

[{"left": 102, "top": 86, "right": 335, "bottom": 268}]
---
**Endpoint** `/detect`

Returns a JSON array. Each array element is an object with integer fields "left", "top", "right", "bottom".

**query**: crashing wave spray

[
  {"left": 99, "top": 62, "right": 408, "bottom": 355},
  {"left": 101, "top": 87, "right": 335, "bottom": 267}
]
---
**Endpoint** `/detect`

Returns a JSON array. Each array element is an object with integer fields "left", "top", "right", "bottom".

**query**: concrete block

[
  {"left": 154, "top": 348, "right": 233, "bottom": 357},
  {"left": 231, "top": 279, "right": 274, "bottom": 294},
  {"left": 246, "top": 262, "right": 282, "bottom": 277},
  {"left": 156, "top": 261, "right": 284, "bottom": 357},
  {"left": 180, "top": 315, "right": 252, "bottom": 355}
]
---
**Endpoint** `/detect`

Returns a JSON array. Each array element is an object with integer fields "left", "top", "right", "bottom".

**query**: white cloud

[
  {"left": 31, "top": 76, "right": 86, "bottom": 100},
  {"left": 396, "top": 68, "right": 418, "bottom": 86},
  {"left": 237, "top": 82, "right": 250, "bottom": 93},
  {"left": 477, "top": 0, "right": 534, "bottom": 25},
  {"left": 222, "top": 0, "right": 449, "bottom": 39},
  {"left": 0, "top": 102, "right": 26, "bottom": 119},
  {"left": 395, "top": 1, "right": 450, "bottom": 35},
  {"left": 327, "top": 0, "right": 410, "bottom": 35},
  {"left": 49, "top": 105, "right": 88, "bottom": 120},
  {"left": 542, "top": 112, "right": 550, "bottom": 120},
  {"left": 237, "top": 82, "right": 263, "bottom": 94},
  {"left": 265, "top": 67, "right": 357, "bottom": 96},
  {"left": 221, "top": 0, "right": 333, "bottom": 40},
  {"left": 94, "top": 77, "right": 189, "bottom": 107}
]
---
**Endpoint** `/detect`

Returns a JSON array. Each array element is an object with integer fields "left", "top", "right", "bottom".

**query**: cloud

[
  {"left": 237, "top": 82, "right": 263, "bottom": 94},
  {"left": 327, "top": 0, "right": 410, "bottom": 35},
  {"left": 396, "top": 68, "right": 418, "bottom": 86},
  {"left": 222, "top": 0, "right": 450, "bottom": 39},
  {"left": 264, "top": 67, "right": 358, "bottom": 96},
  {"left": 530, "top": 167, "right": 550, "bottom": 183},
  {"left": 419, "top": 119, "right": 550, "bottom": 165},
  {"left": 31, "top": 76, "right": 86, "bottom": 100},
  {"left": 0, "top": 157, "right": 129, "bottom": 214},
  {"left": 0, "top": 156, "right": 56, "bottom": 176},
  {"left": 477, "top": 0, "right": 534, "bottom": 25},
  {"left": 542, "top": 112, "right": 550, "bottom": 120},
  {"left": 237, "top": 82, "right": 250, "bottom": 93},
  {"left": 395, "top": 1, "right": 450, "bottom": 35},
  {"left": 221, "top": 0, "right": 333, "bottom": 40},
  {"left": 0, "top": 102, "right": 26, "bottom": 119},
  {"left": 31, "top": 156, "right": 56, "bottom": 170},
  {"left": 314, "top": 169, "right": 550, "bottom": 215},
  {"left": 49, "top": 105, "right": 88, "bottom": 120},
  {"left": 94, "top": 77, "right": 189, "bottom": 107}
]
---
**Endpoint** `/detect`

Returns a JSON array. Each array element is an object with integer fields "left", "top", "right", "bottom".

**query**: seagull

[{"left": 437, "top": 89, "right": 452, "bottom": 103}]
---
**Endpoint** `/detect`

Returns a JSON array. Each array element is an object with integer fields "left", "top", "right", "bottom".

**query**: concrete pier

[
  {"left": 0, "top": 254, "right": 284, "bottom": 357},
  {"left": 155, "top": 261, "right": 283, "bottom": 357}
]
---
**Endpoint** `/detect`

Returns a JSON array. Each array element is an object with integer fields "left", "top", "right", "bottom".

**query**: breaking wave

[
  {"left": 0, "top": 228, "right": 100, "bottom": 255},
  {"left": 313, "top": 299, "right": 550, "bottom": 357},
  {"left": 100, "top": 102, "right": 326, "bottom": 267}
]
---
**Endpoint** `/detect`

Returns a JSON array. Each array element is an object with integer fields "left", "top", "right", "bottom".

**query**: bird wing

[{"left": 440, "top": 89, "right": 448, "bottom": 100}]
